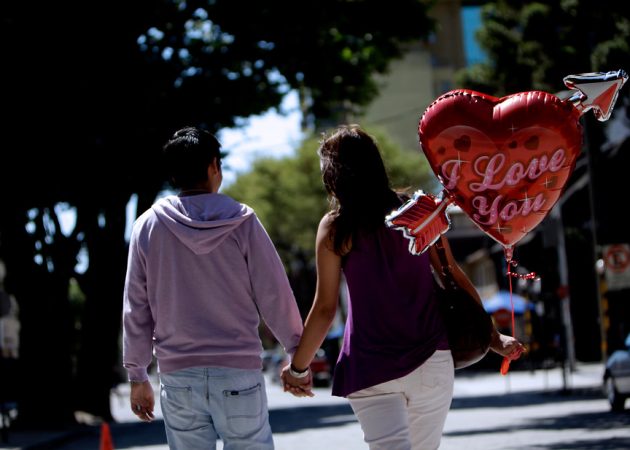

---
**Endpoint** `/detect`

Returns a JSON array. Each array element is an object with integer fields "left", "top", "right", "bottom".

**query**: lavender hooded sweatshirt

[{"left": 122, "top": 193, "right": 303, "bottom": 382}]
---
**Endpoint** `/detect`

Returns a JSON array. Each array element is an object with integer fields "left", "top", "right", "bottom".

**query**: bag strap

[
  {"left": 431, "top": 239, "right": 491, "bottom": 318},
  {"left": 430, "top": 237, "right": 458, "bottom": 290}
]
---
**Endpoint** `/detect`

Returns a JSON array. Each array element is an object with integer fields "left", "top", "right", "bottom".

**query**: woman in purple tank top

[{"left": 282, "top": 125, "right": 524, "bottom": 450}]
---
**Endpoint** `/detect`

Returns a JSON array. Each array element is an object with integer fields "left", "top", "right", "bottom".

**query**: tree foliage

[
  {"left": 0, "top": 0, "right": 435, "bottom": 423},
  {"left": 456, "top": 0, "right": 630, "bottom": 95},
  {"left": 138, "top": 0, "right": 435, "bottom": 123}
]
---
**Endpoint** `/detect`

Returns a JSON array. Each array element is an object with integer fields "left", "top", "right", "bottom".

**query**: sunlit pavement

[{"left": 5, "top": 362, "right": 630, "bottom": 450}]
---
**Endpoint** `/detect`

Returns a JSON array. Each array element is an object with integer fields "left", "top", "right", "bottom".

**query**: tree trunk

[{"left": 74, "top": 199, "right": 128, "bottom": 421}]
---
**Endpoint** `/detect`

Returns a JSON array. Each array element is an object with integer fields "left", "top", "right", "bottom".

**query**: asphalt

[{"left": 0, "top": 362, "right": 608, "bottom": 450}]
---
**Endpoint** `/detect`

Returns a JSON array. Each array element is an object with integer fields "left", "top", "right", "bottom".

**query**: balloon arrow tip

[{"left": 563, "top": 70, "right": 628, "bottom": 121}]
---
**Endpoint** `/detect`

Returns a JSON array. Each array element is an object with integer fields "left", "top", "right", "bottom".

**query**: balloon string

[
  {"left": 500, "top": 257, "right": 537, "bottom": 375},
  {"left": 500, "top": 262, "right": 516, "bottom": 375},
  {"left": 500, "top": 249, "right": 518, "bottom": 376}
]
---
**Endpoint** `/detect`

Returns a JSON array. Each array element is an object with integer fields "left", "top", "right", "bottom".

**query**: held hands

[
  {"left": 490, "top": 331, "right": 526, "bottom": 361},
  {"left": 129, "top": 380, "right": 155, "bottom": 422},
  {"left": 280, "top": 364, "right": 314, "bottom": 398}
]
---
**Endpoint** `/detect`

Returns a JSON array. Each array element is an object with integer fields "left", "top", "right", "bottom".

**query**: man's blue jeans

[{"left": 159, "top": 366, "right": 274, "bottom": 449}]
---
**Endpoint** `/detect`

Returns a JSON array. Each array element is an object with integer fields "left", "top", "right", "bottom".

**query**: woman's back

[{"left": 332, "top": 225, "right": 449, "bottom": 397}]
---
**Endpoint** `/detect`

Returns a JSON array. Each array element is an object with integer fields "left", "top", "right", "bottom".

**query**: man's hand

[
  {"left": 280, "top": 365, "right": 314, "bottom": 398},
  {"left": 129, "top": 380, "right": 155, "bottom": 422},
  {"left": 490, "top": 331, "right": 526, "bottom": 360}
]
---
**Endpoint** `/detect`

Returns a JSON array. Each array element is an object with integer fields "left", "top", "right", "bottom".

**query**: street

[{"left": 5, "top": 362, "right": 630, "bottom": 450}]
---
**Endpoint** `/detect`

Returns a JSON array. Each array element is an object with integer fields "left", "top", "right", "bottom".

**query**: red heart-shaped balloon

[{"left": 419, "top": 89, "right": 582, "bottom": 248}]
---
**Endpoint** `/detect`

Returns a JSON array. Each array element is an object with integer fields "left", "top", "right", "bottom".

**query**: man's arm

[
  {"left": 244, "top": 215, "right": 303, "bottom": 358},
  {"left": 122, "top": 225, "right": 155, "bottom": 420}
]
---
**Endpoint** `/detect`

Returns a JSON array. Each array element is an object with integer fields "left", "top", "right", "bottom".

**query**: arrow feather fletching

[{"left": 385, "top": 191, "right": 451, "bottom": 255}]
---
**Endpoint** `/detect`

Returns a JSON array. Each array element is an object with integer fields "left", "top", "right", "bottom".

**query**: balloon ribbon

[
  {"left": 500, "top": 264, "right": 516, "bottom": 376},
  {"left": 500, "top": 250, "right": 536, "bottom": 375}
]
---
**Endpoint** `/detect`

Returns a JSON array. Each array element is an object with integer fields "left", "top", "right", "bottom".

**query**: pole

[
  {"left": 583, "top": 120, "right": 608, "bottom": 362},
  {"left": 550, "top": 206, "right": 576, "bottom": 377}
]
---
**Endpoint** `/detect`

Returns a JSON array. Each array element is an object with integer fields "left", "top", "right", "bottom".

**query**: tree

[
  {"left": 223, "top": 126, "right": 435, "bottom": 317},
  {"left": 0, "top": 0, "right": 436, "bottom": 424},
  {"left": 141, "top": 0, "right": 436, "bottom": 124},
  {"left": 454, "top": 0, "right": 630, "bottom": 361},
  {"left": 456, "top": 0, "right": 630, "bottom": 95}
]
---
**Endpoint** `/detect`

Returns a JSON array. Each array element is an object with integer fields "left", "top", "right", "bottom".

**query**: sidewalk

[
  {"left": 452, "top": 361, "right": 605, "bottom": 398},
  {"left": 0, "top": 362, "right": 607, "bottom": 450}
]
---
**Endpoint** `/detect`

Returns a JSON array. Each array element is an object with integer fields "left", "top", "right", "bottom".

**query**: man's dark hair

[{"left": 162, "top": 126, "right": 222, "bottom": 189}]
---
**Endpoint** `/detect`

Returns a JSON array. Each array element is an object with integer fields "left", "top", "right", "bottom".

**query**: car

[
  {"left": 603, "top": 333, "right": 630, "bottom": 411},
  {"left": 308, "top": 348, "right": 332, "bottom": 388}
]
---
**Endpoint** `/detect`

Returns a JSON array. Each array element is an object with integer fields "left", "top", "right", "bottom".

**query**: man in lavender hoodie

[{"left": 122, "top": 126, "right": 305, "bottom": 449}]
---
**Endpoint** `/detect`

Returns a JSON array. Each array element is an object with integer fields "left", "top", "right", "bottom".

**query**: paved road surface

[{"left": 4, "top": 362, "right": 630, "bottom": 449}]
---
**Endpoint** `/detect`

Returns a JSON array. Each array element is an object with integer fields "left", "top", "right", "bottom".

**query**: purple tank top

[{"left": 331, "top": 225, "right": 449, "bottom": 397}]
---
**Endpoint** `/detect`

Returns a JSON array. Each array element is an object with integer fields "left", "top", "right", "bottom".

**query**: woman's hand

[
  {"left": 490, "top": 331, "right": 526, "bottom": 360},
  {"left": 280, "top": 365, "right": 314, "bottom": 398}
]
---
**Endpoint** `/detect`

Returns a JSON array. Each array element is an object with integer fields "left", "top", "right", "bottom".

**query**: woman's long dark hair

[{"left": 318, "top": 125, "right": 402, "bottom": 255}]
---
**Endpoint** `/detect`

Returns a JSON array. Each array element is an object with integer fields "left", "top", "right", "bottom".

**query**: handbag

[{"left": 430, "top": 238, "right": 494, "bottom": 369}]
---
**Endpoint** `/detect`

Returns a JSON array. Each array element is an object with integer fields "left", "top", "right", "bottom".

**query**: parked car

[
  {"left": 309, "top": 348, "right": 333, "bottom": 388},
  {"left": 603, "top": 333, "right": 630, "bottom": 411}
]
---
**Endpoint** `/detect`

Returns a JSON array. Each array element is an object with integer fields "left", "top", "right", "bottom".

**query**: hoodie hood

[{"left": 151, "top": 194, "right": 253, "bottom": 255}]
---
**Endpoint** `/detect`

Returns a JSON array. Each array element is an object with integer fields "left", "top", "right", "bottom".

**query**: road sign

[{"left": 603, "top": 244, "right": 630, "bottom": 290}]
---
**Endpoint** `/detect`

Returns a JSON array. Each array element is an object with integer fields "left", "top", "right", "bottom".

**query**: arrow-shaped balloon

[
  {"left": 385, "top": 191, "right": 451, "bottom": 255},
  {"left": 564, "top": 70, "right": 628, "bottom": 121}
]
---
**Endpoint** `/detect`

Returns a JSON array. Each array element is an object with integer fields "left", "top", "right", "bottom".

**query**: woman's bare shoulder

[{"left": 318, "top": 212, "right": 335, "bottom": 229}]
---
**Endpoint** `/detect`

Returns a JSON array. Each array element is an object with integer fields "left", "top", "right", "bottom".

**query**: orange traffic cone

[{"left": 99, "top": 422, "right": 115, "bottom": 450}]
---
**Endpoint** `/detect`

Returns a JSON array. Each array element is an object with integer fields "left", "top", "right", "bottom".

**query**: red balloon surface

[{"left": 419, "top": 89, "right": 582, "bottom": 248}]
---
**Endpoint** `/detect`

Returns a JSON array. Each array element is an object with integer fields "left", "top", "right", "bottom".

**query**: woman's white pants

[{"left": 347, "top": 350, "right": 454, "bottom": 450}]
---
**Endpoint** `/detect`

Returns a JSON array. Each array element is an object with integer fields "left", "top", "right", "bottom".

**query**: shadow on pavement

[
  {"left": 443, "top": 385, "right": 630, "bottom": 449},
  {"left": 270, "top": 403, "right": 356, "bottom": 434},
  {"left": 524, "top": 409, "right": 630, "bottom": 433},
  {"left": 109, "top": 421, "right": 168, "bottom": 448},
  {"left": 8, "top": 421, "right": 171, "bottom": 450},
  {"left": 445, "top": 409, "right": 630, "bottom": 438},
  {"left": 9, "top": 406, "right": 357, "bottom": 449},
  {"left": 451, "top": 387, "right": 605, "bottom": 409},
  {"left": 521, "top": 437, "right": 630, "bottom": 449},
  {"left": 109, "top": 405, "right": 358, "bottom": 445}
]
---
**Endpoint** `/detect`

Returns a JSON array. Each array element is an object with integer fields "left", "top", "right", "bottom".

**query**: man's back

[{"left": 123, "top": 192, "right": 302, "bottom": 380}]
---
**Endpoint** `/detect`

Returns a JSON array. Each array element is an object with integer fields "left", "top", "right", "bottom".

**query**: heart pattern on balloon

[{"left": 419, "top": 90, "right": 583, "bottom": 248}]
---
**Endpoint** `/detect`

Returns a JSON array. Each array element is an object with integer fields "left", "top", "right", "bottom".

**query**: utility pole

[
  {"left": 548, "top": 206, "right": 576, "bottom": 389},
  {"left": 583, "top": 119, "right": 609, "bottom": 362}
]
